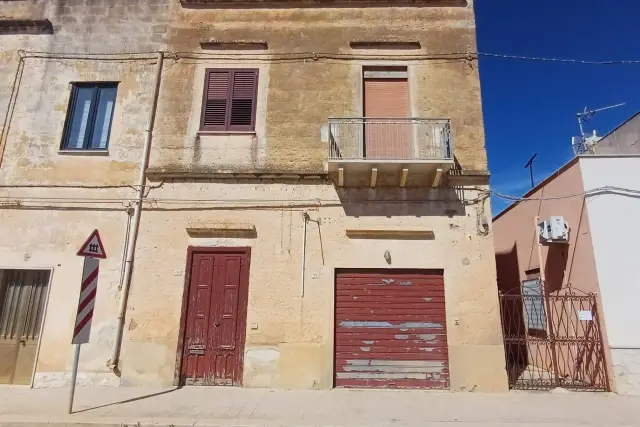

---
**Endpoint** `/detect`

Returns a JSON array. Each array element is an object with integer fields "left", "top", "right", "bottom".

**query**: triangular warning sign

[{"left": 77, "top": 229, "right": 107, "bottom": 259}]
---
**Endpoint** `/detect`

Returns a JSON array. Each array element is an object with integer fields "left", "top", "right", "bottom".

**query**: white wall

[
  {"left": 581, "top": 156, "right": 640, "bottom": 394},
  {"left": 581, "top": 156, "right": 640, "bottom": 348}
]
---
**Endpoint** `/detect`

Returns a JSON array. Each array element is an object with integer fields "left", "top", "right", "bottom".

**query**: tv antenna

[
  {"left": 524, "top": 153, "right": 537, "bottom": 189},
  {"left": 577, "top": 103, "right": 625, "bottom": 137}
]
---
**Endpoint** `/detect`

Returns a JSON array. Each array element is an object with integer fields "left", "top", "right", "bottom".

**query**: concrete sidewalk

[{"left": 1, "top": 386, "right": 639, "bottom": 427}]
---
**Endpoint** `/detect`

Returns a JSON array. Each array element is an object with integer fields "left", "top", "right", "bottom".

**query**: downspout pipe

[
  {"left": 301, "top": 212, "right": 308, "bottom": 297},
  {"left": 0, "top": 53, "right": 25, "bottom": 168},
  {"left": 108, "top": 51, "right": 164, "bottom": 371}
]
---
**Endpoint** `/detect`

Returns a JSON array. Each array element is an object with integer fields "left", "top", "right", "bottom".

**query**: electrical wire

[
  {"left": 172, "top": 51, "right": 472, "bottom": 60},
  {"left": 18, "top": 50, "right": 160, "bottom": 57},
  {"left": 17, "top": 50, "right": 160, "bottom": 60},
  {"left": 0, "top": 181, "right": 164, "bottom": 190},
  {"left": 14, "top": 50, "right": 640, "bottom": 65},
  {"left": 3, "top": 186, "right": 638, "bottom": 220},
  {"left": 487, "top": 186, "right": 640, "bottom": 202},
  {"left": 4, "top": 186, "right": 639, "bottom": 205},
  {"left": 477, "top": 52, "right": 640, "bottom": 65},
  {"left": 0, "top": 184, "right": 137, "bottom": 189},
  {"left": 0, "top": 186, "right": 629, "bottom": 206},
  {"left": 0, "top": 196, "right": 482, "bottom": 204}
]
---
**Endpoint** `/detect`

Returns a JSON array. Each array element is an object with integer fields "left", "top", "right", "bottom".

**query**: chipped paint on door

[
  {"left": 180, "top": 247, "right": 250, "bottom": 386},
  {"left": 334, "top": 270, "right": 449, "bottom": 389}
]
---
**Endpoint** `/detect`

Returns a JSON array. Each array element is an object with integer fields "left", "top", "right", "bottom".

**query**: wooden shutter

[
  {"left": 229, "top": 70, "right": 258, "bottom": 131},
  {"left": 202, "top": 71, "right": 231, "bottom": 131},
  {"left": 200, "top": 69, "right": 258, "bottom": 132}
]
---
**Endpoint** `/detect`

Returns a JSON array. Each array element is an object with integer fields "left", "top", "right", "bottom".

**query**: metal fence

[
  {"left": 328, "top": 118, "right": 452, "bottom": 161},
  {"left": 499, "top": 287, "right": 609, "bottom": 391}
]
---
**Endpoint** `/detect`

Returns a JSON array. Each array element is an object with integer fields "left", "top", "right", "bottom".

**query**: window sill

[
  {"left": 58, "top": 149, "right": 109, "bottom": 156},
  {"left": 198, "top": 130, "right": 256, "bottom": 136}
]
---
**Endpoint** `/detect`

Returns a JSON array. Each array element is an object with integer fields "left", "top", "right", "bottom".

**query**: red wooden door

[{"left": 181, "top": 248, "right": 250, "bottom": 386}]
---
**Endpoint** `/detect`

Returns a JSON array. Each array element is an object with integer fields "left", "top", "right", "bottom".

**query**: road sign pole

[
  {"left": 68, "top": 343, "right": 81, "bottom": 414},
  {"left": 69, "top": 229, "right": 107, "bottom": 414}
]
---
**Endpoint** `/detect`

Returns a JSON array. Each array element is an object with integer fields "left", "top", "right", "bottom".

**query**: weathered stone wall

[
  {"left": 0, "top": 0, "right": 505, "bottom": 390},
  {"left": 592, "top": 112, "right": 640, "bottom": 155},
  {"left": 0, "top": 0, "right": 168, "bottom": 52},
  {"left": 151, "top": 1, "right": 487, "bottom": 174},
  {"left": 0, "top": 0, "right": 169, "bottom": 185},
  {"left": 0, "top": 204, "right": 131, "bottom": 387},
  {"left": 612, "top": 349, "right": 640, "bottom": 395},
  {"left": 0, "top": 0, "right": 170, "bottom": 386},
  {"left": 123, "top": 183, "right": 505, "bottom": 390}
]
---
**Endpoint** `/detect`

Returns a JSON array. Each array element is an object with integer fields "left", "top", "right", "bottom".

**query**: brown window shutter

[
  {"left": 202, "top": 70, "right": 231, "bottom": 131},
  {"left": 201, "top": 69, "right": 258, "bottom": 132},
  {"left": 229, "top": 70, "right": 258, "bottom": 131}
]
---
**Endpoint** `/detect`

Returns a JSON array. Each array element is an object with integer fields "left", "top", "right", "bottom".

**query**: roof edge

[{"left": 492, "top": 157, "right": 579, "bottom": 222}]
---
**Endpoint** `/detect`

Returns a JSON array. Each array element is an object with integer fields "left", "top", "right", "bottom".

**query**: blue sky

[{"left": 475, "top": 0, "right": 640, "bottom": 214}]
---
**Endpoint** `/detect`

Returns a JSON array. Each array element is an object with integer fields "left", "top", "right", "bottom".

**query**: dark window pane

[
  {"left": 89, "top": 86, "right": 117, "bottom": 149},
  {"left": 65, "top": 87, "right": 94, "bottom": 149},
  {"left": 230, "top": 99, "right": 253, "bottom": 126}
]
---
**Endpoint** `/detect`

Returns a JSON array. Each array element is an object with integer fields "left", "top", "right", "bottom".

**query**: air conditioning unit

[{"left": 538, "top": 216, "right": 569, "bottom": 244}]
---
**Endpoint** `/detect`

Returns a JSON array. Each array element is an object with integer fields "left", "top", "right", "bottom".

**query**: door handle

[
  {"left": 20, "top": 339, "right": 26, "bottom": 346},
  {"left": 214, "top": 323, "right": 221, "bottom": 327}
]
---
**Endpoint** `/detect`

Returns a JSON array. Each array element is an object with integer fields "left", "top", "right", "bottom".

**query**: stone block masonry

[{"left": 0, "top": 0, "right": 507, "bottom": 391}]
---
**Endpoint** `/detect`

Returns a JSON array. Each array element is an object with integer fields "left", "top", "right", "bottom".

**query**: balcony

[{"left": 327, "top": 118, "right": 454, "bottom": 187}]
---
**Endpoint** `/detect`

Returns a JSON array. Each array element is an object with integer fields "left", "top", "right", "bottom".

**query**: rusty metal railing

[{"left": 328, "top": 118, "right": 452, "bottom": 161}]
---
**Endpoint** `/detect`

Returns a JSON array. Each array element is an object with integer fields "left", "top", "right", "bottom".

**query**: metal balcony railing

[{"left": 328, "top": 118, "right": 453, "bottom": 161}]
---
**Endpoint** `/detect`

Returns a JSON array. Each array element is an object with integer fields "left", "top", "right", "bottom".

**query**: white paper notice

[{"left": 579, "top": 310, "right": 593, "bottom": 321}]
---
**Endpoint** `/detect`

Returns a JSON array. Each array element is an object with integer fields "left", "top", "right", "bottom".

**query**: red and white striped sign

[{"left": 73, "top": 257, "right": 99, "bottom": 344}]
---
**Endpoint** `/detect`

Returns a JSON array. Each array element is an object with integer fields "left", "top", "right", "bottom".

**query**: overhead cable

[
  {"left": 488, "top": 186, "right": 640, "bottom": 202},
  {"left": 477, "top": 52, "right": 640, "bottom": 65},
  {"left": 15, "top": 50, "right": 640, "bottom": 65}
]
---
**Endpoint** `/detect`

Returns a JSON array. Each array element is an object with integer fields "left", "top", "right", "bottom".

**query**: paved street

[{"left": 0, "top": 386, "right": 639, "bottom": 426}]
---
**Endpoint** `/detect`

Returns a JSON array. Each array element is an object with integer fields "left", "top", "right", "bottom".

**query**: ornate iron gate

[{"left": 499, "top": 286, "right": 609, "bottom": 391}]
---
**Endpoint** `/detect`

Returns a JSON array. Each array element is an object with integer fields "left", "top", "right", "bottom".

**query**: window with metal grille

[
  {"left": 60, "top": 83, "right": 118, "bottom": 150},
  {"left": 200, "top": 69, "right": 258, "bottom": 132},
  {"left": 521, "top": 278, "right": 547, "bottom": 331}
]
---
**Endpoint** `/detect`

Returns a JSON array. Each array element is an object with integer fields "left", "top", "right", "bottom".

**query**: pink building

[{"left": 493, "top": 112, "right": 640, "bottom": 395}]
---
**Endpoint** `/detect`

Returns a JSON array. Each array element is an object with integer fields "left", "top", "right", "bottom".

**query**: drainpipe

[
  {"left": 108, "top": 51, "right": 164, "bottom": 371},
  {"left": 0, "top": 53, "right": 25, "bottom": 168},
  {"left": 300, "top": 212, "right": 309, "bottom": 297}
]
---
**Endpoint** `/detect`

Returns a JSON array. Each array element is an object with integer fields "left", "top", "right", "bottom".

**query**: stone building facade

[{"left": 0, "top": 0, "right": 507, "bottom": 391}]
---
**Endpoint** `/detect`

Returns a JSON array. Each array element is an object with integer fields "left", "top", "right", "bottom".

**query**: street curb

[
  {"left": 0, "top": 418, "right": 275, "bottom": 427},
  {"left": 0, "top": 425, "right": 258, "bottom": 427},
  {"left": 0, "top": 421, "right": 265, "bottom": 427},
  {"left": 0, "top": 418, "right": 371, "bottom": 427}
]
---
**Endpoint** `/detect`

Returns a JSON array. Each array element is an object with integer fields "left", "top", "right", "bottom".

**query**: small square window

[
  {"left": 200, "top": 69, "right": 258, "bottom": 132},
  {"left": 61, "top": 83, "right": 118, "bottom": 150}
]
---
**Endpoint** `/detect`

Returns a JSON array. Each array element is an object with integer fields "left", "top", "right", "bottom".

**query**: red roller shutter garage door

[{"left": 335, "top": 270, "right": 449, "bottom": 389}]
